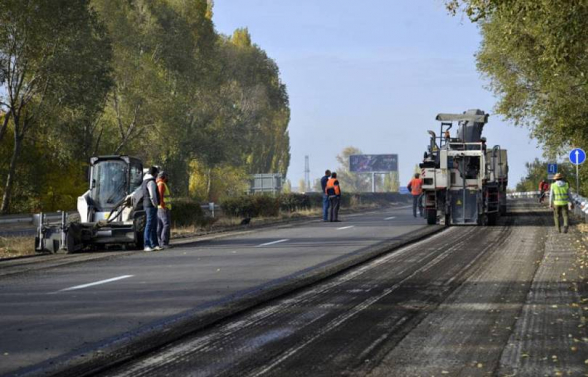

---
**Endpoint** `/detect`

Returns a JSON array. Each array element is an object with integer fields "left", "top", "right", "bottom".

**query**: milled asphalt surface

[
  {"left": 97, "top": 200, "right": 587, "bottom": 377},
  {"left": 0, "top": 205, "right": 430, "bottom": 376}
]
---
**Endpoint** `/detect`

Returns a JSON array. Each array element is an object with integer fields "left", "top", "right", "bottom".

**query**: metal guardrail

[
  {"left": 0, "top": 202, "right": 223, "bottom": 227},
  {"left": 507, "top": 190, "right": 588, "bottom": 220},
  {"left": 0, "top": 212, "right": 67, "bottom": 226},
  {"left": 506, "top": 191, "right": 540, "bottom": 199},
  {"left": 570, "top": 193, "right": 588, "bottom": 219}
]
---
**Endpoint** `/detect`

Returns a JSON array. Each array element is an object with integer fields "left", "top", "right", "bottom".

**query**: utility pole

[{"left": 304, "top": 155, "right": 310, "bottom": 191}]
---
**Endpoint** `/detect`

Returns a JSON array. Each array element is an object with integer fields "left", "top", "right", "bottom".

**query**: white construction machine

[
  {"left": 35, "top": 155, "right": 147, "bottom": 253},
  {"left": 419, "top": 109, "right": 508, "bottom": 225}
]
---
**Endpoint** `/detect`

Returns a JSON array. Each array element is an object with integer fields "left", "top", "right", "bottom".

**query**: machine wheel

[
  {"left": 133, "top": 231, "right": 144, "bottom": 250},
  {"left": 487, "top": 212, "right": 498, "bottom": 226},
  {"left": 499, "top": 205, "right": 507, "bottom": 216},
  {"left": 426, "top": 208, "right": 437, "bottom": 225}
]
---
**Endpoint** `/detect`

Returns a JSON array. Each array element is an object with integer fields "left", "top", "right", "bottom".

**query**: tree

[
  {"left": 515, "top": 158, "right": 576, "bottom": 193},
  {"left": 335, "top": 146, "right": 371, "bottom": 192},
  {"left": 446, "top": 1, "right": 588, "bottom": 157},
  {"left": 0, "top": 0, "right": 112, "bottom": 213}
]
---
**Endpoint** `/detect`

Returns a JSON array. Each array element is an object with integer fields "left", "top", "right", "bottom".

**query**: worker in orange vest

[
  {"left": 407, "top": 173, "right": 423, "bottom": 218},
  {"left": 325, "top": 172, "right": 342, "bottom": 222},
  {"left": 156, "top": 171, "right": 172, "bottom": 249}
]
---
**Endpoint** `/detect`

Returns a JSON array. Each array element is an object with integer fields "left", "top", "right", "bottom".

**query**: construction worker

[
  {"left": 538, "top": 179, "right": 550, "bottom": 203},
  {"left": 142, "top": 166, "right": 161, "bottom": 251},
  {"left": 325, "top": 172, "right": 341, "bottom": 222},
  {"left": 407, "top": 173, "right": 424, "bottom": 217},
  {"left": 157, "top": 171, "right": 172, "bottom": 249},
  {"left": 321, "top": 170, "right": 332, "bottom": 222},
  {"left": 549, "top": 173, "right": 573, "bottom": 233}
]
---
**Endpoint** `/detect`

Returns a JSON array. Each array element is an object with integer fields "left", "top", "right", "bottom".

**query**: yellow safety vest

[
  {"left": 157, "top": 181, "right": 173, "bottom": 210},
  {"left": 552, "top": 182, "right": 569, "bottom": 206}
]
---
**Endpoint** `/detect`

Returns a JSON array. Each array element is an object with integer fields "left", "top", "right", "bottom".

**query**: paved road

[
  {"left": 0, "top": 205, "right": 426, "bottom": 376},
  {"left": 98, "top": 201, "right": 587, "bottom": 377}
]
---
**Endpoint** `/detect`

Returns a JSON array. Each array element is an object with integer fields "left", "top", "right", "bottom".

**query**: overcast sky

[{"left": 213, "top": 0, "right": 543, "bottom": 188}]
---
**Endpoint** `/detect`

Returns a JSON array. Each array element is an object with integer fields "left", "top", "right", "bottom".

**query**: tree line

[
  {"left": 447, "top": 0, "right": 588, "bottom": 194},
  {"left": 0, "top": 0, "right": 290, "bottom": 214}
]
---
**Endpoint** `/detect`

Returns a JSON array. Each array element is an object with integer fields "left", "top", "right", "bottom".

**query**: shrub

[
  {"left": 170, "top": 198, "right": 206, "bottom": 227},
  {"left": 220, "top": 192, "right": 410, "bottom": 219}
]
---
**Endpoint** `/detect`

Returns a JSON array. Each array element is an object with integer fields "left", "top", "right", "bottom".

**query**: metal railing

[
  {"left": 506, "top": 190, "right": 588, "bottom": 221},
  {"left": 0, "top": 212, "right": 69, "bottom": 226},
  {"left": 570, "top": 193, "right": 588, "bottom": 219},
  {"left": 0, "top": 202, "right": 223, "bottom": 227},
  {"left": 506, "top": 191, "right": 540, "bottom": 199}
]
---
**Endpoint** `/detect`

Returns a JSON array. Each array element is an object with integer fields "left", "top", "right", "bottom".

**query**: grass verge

[{"left": 0, "top": 236, "right": 35, "bottom": 259}]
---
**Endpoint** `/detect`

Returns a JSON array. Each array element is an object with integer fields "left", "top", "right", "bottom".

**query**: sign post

[
  {"left": 568, "top": 148, "right": 586, "bottom": 194},
  {"left": 547, "top": 163, "right": 557, "bottom": 180}
]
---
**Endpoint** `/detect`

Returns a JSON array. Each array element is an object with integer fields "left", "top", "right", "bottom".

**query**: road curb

[{"left": 14, "top": 225, "right": 444, "bottom": 377}]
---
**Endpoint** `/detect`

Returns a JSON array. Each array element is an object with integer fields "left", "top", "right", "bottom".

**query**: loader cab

[{"left": 89, "top": 156, "right": 143, "bottom": 212}]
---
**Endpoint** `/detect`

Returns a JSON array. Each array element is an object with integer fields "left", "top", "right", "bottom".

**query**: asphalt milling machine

[
  {"left": 35, "top": 155, "right": 147, "bottom": 253},
  {"left": 420, "top": 109, "right": 508, "bottom": 226}
]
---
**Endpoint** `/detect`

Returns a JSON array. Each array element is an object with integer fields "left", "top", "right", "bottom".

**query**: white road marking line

[
  {"left": 385, "top": 216, "right": 396, "bottom": 220},
  {"left": 257, "top": 239, "right": 289, "bottom": 247},
  {"left": 55, "top": 275, "right": 134, "bottom": 293},
  {"left": 336, "top": 225, "right": 355, "bottom": 230}
]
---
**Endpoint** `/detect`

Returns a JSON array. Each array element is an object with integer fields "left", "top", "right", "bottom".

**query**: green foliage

[
  {"left": 278, "top": 193, "right": 312, "bottom": 212},
  {"left": 220, "top": 192, "right": 411, "bottom": 219},
  {"left": 220, "top": 195, "right": 280, "bottom": 218},
  {"left": 447, "top": 0, "right": 588, "bottom": 188},
  {"left": 0, "top": 0, "right": 113, "bottom": 213},
  {"left": 335, "top": 146, "right": 371, "bottom": 193},
  {"left": 169, "top": 198, "right": 206, "bottom": 227},
  {"left": 515, "top": 158, "right": 579, "bottom": 193},
  {"left": 0, "top": 0, "right": 291, "bottom": 213}
]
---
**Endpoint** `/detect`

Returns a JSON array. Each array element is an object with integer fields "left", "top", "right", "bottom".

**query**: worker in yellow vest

[
  {"left": 157, "top": 171, "right": 173, "bottom": 248},
  {"left": 549, "top": 173, "right": 573, "bottom": 233}
]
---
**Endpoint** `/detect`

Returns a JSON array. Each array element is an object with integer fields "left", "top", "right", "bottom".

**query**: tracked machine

[
  {"left": 419, "top": 109, "right": 508, "bottom": 225},
  {"left": 35, "top": 155, "right": 147, "bottom": 253}
]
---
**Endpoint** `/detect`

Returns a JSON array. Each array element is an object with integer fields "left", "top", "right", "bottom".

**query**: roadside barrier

[
  {"left": 506, "top": 190, "right": 588, "bottom": 222},
  {"left": 506, "top": 191, "right": 540, "bottom": 199}
]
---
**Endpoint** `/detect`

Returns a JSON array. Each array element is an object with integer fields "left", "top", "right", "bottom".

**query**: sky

[{"left": 212, "top": 0, "right": 544, "bottom": 188}]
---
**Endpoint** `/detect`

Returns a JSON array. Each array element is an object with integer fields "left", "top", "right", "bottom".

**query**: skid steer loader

[{"left": 34, "top": 155, "right": 147, "bottom": 253}]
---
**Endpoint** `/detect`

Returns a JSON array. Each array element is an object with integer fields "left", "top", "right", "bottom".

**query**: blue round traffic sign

[{"left": 569, "top": 148, "right": 586, "bottom": 165}]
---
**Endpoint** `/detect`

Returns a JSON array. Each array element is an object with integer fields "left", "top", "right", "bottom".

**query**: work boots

[{"left": 564, "top": 225, "right": 569, "bottom": 234}]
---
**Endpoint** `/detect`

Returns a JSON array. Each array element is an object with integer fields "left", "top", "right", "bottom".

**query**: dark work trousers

[
  {"left": 322, "top": 194, "right": 330, "bottom": 221},
  {"left": 553, "top": 205, "right": 569, "bottom": 232},
  {"left": 412, "top": 194, "right": 423, "bottom": 217},
  {"left": 157, "top": 208, "right": 171, "bottom": 246},
  {"left": 144, "top": 207, "right": 159, "bottom": 248},
  {"left": 329, "top": 195, "right": 340, "bottom": 222}
]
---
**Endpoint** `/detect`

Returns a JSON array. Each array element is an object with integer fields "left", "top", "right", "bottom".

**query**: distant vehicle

[
  {"left": 398, "top": 187, "right": 410, "bottom": 195},
  {"left": 419, "top": 110, "right": 508, "bottom": 225},
  {"left": 35, "top": 155, "right": 146, "bottom": 253}
]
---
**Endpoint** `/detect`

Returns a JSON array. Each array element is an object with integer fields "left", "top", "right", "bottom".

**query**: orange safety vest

[
  {"left": 408, "top": 178, "right": 423, "bottom": 196},
  {"left": 325, "top": 178, "right": 341, "bottom": 196}
]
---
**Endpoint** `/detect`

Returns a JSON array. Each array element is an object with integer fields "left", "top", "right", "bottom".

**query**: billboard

[{"left": 349, "top": 154, "right": 398, "bottom": 172}]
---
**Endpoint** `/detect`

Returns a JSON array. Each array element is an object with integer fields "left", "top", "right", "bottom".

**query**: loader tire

[
  {"left": 499, "top": 204, "right": 507, "bottom": 216},
  {"left": 426, "top": 209, "right": 437, "bottom": 225},
  {"left": 487, "top": 212, "right": 498, "bottom": 226},
  {"left": 133, "top": 231, "right": 144, "bottom": 250}
]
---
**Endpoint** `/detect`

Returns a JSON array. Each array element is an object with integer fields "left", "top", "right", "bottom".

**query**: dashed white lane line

[
  {"left": 257, "top": 239, "right": 289, "bottom": 247},
  {"left": 385, "top": 216, "right": 396, "bottom": 220},
  {"left": 337, "top": 226, "right": 355, "bottom": 230},
  {"left": 53, "top": 275, "right": 134, "bottom": 293}
]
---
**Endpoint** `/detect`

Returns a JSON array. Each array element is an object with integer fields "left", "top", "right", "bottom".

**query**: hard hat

[
  {"left": 553, "top": 173, "right": 563, "bottom": 180},
  {"left": 157, "top": 171, "right": 167, "bottom": 179}
]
